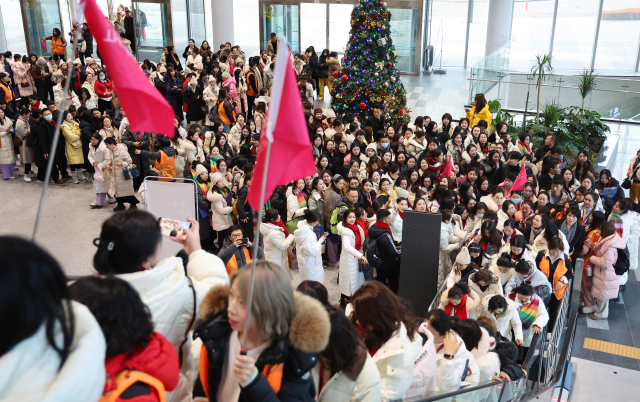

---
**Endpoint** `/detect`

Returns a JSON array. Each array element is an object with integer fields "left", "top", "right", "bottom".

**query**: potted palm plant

[
  {"left": 530, "top": 53, "right": 553, "bottom": 124},
  {"left": 577, "top": 69, "right": 598, "bottom": 109}
]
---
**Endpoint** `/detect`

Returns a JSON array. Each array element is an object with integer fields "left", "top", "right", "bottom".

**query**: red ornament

[
  {"left": 398, "top": 108, "right": 406, "bottom": 116},
  {"left": 333, "top": 70, "right": 340, "bottom": 79},
  {"left": 388, "top": 62, "right": 392, "bottom": 66},
  {"left": 359, "top": 102, "right": 367, "bottom": 110},
  {"left": 365, "top": 90, "right": 372, "bottom": 95},
  {"left": 379, "top": 1, "right": 384, "bottom": 5},
  {"left": 341, "top": 74, "right": 349, "bottom": 83},
  {"left": 381, "top": 91, "right": 386, "bottom": 96}
]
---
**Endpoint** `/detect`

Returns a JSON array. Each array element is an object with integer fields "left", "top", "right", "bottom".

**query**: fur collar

[
  {"left": 199, "top": 285, "right": 330, "bottom": 354},
  {"left": 440, "top": 288, "right": 480, "bottom": 312}
]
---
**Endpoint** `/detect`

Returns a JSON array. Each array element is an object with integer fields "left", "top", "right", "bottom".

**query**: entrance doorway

[{"left": 133, "top": 0, "right": 171, "bottom": 63}]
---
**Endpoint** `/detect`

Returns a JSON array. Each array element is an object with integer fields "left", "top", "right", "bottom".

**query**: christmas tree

[{"left": 330, "top": 0, "right": 410, "bottom": 127}]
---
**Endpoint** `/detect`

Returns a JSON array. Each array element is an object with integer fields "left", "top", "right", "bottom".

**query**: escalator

[{"left": 406, "top": 260, "right": 584, "bottom": 402}]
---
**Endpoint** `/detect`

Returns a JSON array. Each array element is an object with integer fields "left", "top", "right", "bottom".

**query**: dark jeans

[
  {"left": 547, "top": 295, "right": 562, "bottom": 331},
  {"left": 116, "top": 196, "right": 139, "bottom": 206},
  {"left": 246, "top": 95, "right": 256, "bottom": 120},
  {"left": 377, "top": 266, "right": 399, "bottom": 293},
  {"left": 37, "top": 162, "right": 59, "bottom": 182},
  {"left": 216, "top": 228, "right": 230, "bottom": 250},
  {"left": 56, "top": 152, "right": 69, "bottom": 177},
  {"left": 98, "top": 98, "right": 111, "bottom": 112},
  {"left": 240, "top": 219, "right": 254, "bottom": 242}
]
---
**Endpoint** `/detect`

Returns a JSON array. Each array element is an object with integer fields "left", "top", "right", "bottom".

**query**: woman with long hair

[
  {"left": 349, "top": 281, "right": 422, "bottom": 401},
  {"left": 294, "top": 209, "right": 328, "bottom": 282},
  {"left": 466, "top": 93, "right": 492, "bottom": 128},
  {"left": 338, "top": 209, "right": 368, "bottom": 304}
]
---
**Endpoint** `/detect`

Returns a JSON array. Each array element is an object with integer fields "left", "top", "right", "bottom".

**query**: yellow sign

[
  {"left": 263, "top": 4, "right": 276, "bottom": 18},
  {"left": 25, "top": 0, "right": 38, "bottom": 10}
]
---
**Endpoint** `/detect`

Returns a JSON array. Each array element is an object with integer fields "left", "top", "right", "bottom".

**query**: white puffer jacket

[
  {"left": 468, "top": 271, "right": 504, "bottom": 303},
  {"left": 470, "top": 327, "right": 501, "bottom": 383},
  {"left": 88, "top": 141, "right": 111, "bottom": 194},
  {"left": 286, "top": 186, "right": 307, "bottom": 222},
  {"left": 117, "top": 250, "right": 228, "bottom": 402},
  {"left": 206, "top": 190, "right": 233, "bottom": 231},
  {"left": 489, "top": 257, "right": 514, "bottom": 289},
  {"left": 260, "top": 221, "right": 295, "bottom": 271},
  {"left": 434, "top": 332, "right": 480, "bottom": 393},
  {"left": 372, "top": 323, "right": 423, "bottom": 402},
  {"left": 477, "top": 294, "right": 524, "bottom": 343},
  {"left": 0, "top": 117, "right": 15, "bottom": 165},
  {"left": 407, "top": 323, "right": 438, "bottom": 399},
  {"left": 294, "top": 220, "right": 325, "bottom": 283},
  {"left": 0, "top": 301, "right": 106, "bottom": 402},
  {"left": 318, "top": 349, "right": 382, "bottom": 402},
  {"left": 498, "top": 243, "right": 537, "bottom": 269},
  {"left": 439, "top": 221, "right": 461, "bottom": 285},
  {"left": 390, "top": 208, "right": 403, "bottom": 243},
  {"left": 612, "top": 211, "right": 640, "bottom": 271},
  {"left": 438, "top": 288, "right": 481, "bottom": 320},
  {"left": 512, "top": 293, "right": 549, "bottom": 347},
  {"left": 337, "top": 221, "right": 365, "bottom": 297}
]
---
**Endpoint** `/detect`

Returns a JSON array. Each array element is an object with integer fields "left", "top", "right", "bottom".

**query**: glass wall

[
  {"left": 466, "top": 0, "right": 489, "bottom": 66},
  {"left": 300, "top": 3, "right": 325, "bottom": 54},
  {"left": 233, "top": 0, "right": 259, "bottom": 57},
  {"left": 24, "top": 0, "right": 62, "bottom": 58},
  {"left": 262, "top": 4, "right": 299, "bottom": 54},
  {"left": 134, "top": 1, "right": 170, "bottom": 62},
  {"left": 1, "top": 0, "right": 27, "bottom": 54},
  {"left": 429, "top": 0, "right": 469, "bottom": 67},
  {"left": 389, "top": 8, "right": 418, "bottom": 73},
  {"left": 552, "top": 0, "right": 600, "bottom": 70},
  {"left": 171, "top": 0, "right": 189, "bottom": 62},
  {"left": 329, "top": 3, "right": 353, "bottom": 53},
  {"left": 511, "top": 0, "right": 555, "bottom": 60},
  {"left": 188, "top": 0, "right": 206, "bottom": 45},
  {"left": 594, "top": 0, "right": 640, "bottom": 71}
]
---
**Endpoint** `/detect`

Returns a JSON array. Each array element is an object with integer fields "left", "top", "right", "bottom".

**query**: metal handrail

[{"left": 467, "top": 77, "right": 640, "bottom": 96}]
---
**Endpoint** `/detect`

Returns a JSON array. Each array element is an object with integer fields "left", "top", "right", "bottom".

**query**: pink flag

[
  {"left": 511, "top": 165, "right": 528, "bottom": 191},
  {"left": 80, "top": 0, "right": 175, "bottom": 137},
  {"left": 441, "top": 156, "right": 454, "bottom": 177},
  {"left": 248, "top": 37, "right": 316, "bottom": 208}
]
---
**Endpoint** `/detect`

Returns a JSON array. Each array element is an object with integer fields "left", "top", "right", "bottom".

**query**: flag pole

[{"left": 32, "top": 2, "right": 83, "bottom": 241}]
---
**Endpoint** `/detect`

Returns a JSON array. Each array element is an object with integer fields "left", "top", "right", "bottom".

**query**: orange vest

[
  {"left": 0, "top": 82, "right": 14, "bottom": 103},
  {"left": 100, "top": 370, "right": 166, "bottom": 402},
  {"left": 155, "top": 151, "right": 176, "bottom": 182},
  {"left": 246, "top": 71, "right": 258, "bottom": 96},
  {"left": 225, "top": 247, "right": 251, "bottom": 277},
  {"left": 218, "top": 101, "right": 235, "bottom": 125},
  {"left": 582, "top": 230, "right": 601, "bottom": 275},
  {"left": 199, "top": 344, "right": 284, "bottom": 399},
  {"left": 51, "top": 37, "right": 65, "bottom": 55},
  {"left": 539, "top": 255, "right": 569, "bottom": 300}
]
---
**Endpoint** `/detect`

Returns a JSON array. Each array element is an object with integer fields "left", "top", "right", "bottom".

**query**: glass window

[
  {"left": 171, "top": 0, "right": 189, "bottom": 63},
  {"left": 24, "top": 0, "right": 62, "bottom": 58},
  {"left": 511, "top": 0, "right": 554, "bottom": 66},
  {"left": 134, "top": 1, "right": 170, "bottom": 63},
  {"left": 429, "top": 0, "right": 469, "bottom": 67},
  {"left": 466, "top": 0, "right": 489, "bottom": 66},
  {"left": 552, "top": 0, "right": 600, "bottom": 70},
  {"left": 234, "top": 0, "right": 259, "bottom": 57},
  {"left": 300, "top": 3, "right": 325, "bottom": 54},
  {"left": 329, "top": 3, "right": 353, "bottom": 53},
  {"left": 1, "top": 0, "right": 27, "bottom": 54},
  {"left": 389, "top": 8, "right": 419, "bottom": 73},
  {"left": 594, "top": 0, "right": 640, "bottom": 71},
  {"left": 263, "top": 4, "right": 300, "bottom": 54},
  {"left": 188, "top": 0, "right": 206, "bottom": 45}
]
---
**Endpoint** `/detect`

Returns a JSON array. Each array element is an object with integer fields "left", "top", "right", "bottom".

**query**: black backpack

[
  {"left": 363, "top": 236, "right": 382, "bottom": 268},
  {"left": 614, "top": 245, "right": 630, "bottom": 276}
]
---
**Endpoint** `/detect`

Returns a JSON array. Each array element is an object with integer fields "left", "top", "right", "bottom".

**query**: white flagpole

[
  {"left": 32, "top": 1, "right": 85, "bottom": 240},
  {"left": 241, "top": 35, "right": 289, "bottom": 353}
]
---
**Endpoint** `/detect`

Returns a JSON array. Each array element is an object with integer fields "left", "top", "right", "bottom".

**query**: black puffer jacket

[
  {"left": 368, "top": 223, "right": 401, "bottom": 272},
  {"left": 193, "top": 286, "right": 330, "bottom": 402},
  {"left": 495, "top": 342, "right": 524, "bottom": 381}
]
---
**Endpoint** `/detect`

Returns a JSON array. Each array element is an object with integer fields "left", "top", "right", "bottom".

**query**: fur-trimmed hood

[
  {"left": 479, "top": 195, "right": 499, "bottom": 212},
  {"left": 198, "top": 285, "right": 330, "bottom": 354},
  {"left": 471, "top": 327, "right": 501, "bottom": 383},
  {"left": 468, "top": 271, "right": 503, "bottom": 299}
]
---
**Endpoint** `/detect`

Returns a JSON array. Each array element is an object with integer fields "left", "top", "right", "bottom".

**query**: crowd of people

[{"left": 1, "top": 22, "right": 639, "bottom": 402}]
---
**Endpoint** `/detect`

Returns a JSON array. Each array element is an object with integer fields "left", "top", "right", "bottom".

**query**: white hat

[
  {"left": 210, "top": 171, "right": 227, "bottom": 186},
  {"left": 456, "top": 246, "right": 471, "bottom": 265},
  {"left": 195, "top": 164, "right": 207, "bottom": 176}
]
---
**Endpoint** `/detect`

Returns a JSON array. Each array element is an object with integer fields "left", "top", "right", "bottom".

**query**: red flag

[
  {"left": 441, "top": 156, "right": 454, "bottom": 177},
  {"left": 80, "top": 0, "right": 175, "bottom": 137},
  {"left": 248, "top": 37, "right": 316, "bottom": 208},
  {"left": 511, "top": 165, "right": 528, "bottom": 191}
]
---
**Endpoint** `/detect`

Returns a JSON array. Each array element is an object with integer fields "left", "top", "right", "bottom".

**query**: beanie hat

[
  {"left": 456, "top": 246, "right": 471, "bottom": 265},
  {"left": 37, "top": 57, "right": 46, "bottom": 66},
  {"left": 195, "top": 164, "right": 208, "bottom": 177},
  {"left": 221, "top": 71, "right": 231, "bottom": 80},
  {"left": 210, "top": 171, "right": 227, "bottom": 186}
]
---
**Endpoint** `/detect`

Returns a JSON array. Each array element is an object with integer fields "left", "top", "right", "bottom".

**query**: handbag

[
  {"left": 123, "top": 168, "right": 131, "bottom": 180},
  {"left": 111, "top": 95, "right": 121, "bottom": 110},
  {"left": 20, "top": 81, "right": 29, "bottom": 88},
  {"left": 12, "top": 134, "right": 23, "bottom": 147},
  {"left": 129, "top": 165, "right": 140, "bottom": 179},
  {"left": 623, "top": 164, "right": 640, "bottom": 189}
]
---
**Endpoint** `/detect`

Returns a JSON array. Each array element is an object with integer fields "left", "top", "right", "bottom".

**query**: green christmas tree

[{"left": 330, "top": 0, "right": 410, "bottom": 127}]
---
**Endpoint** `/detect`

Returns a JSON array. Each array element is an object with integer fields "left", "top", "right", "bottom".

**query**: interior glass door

[
  {"left": 329, "top": 3, "right": 353, "bottom": 54},
  {"left": 188, "top": 0, "right": 206, "bottom": 45},
  {"left": 23, "top": 0, "right": 62, "bottom": 57},
  {"left": 262, "top": 4, "right": 299, "bottom": 54},
  {"left": 389, "top": 7, "right": 418, "bottom": 73},
  {"left": 300, "top": 3, "right": 325, "bottom": 54},
  {"left": 133, "top": 1, "right": 170, "bottom": 63}
]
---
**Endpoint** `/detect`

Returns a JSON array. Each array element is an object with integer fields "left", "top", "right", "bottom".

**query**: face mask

[
  {"left": 381, "top": 143, "right": 389, "bottom": 149},
  {"left": 476, "top": 213, "right": 484, "bottom": 219},
  {"left": 512, "top": 198, "right": 521, "bottom": 204},
  {"left": 44, "top": 115, "right": 53, "bottom": 121},
  {"left": 99, "top": 76, "right": 105, "bottom": 82}
]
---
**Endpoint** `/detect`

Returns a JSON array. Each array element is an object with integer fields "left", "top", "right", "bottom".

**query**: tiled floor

[{"left": 573, "top": 270, "right": 640, "bottom": 371}]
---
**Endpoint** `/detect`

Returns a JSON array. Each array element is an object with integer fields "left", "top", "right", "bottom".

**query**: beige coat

[
  {"left": 108, "top": 143, "right": 135, "bottom": 197},
  {"left": 0, "top": 118, "right": 15, "bottom": 165},
  {"left": 206, "top": 190, "right": 233, "bottom": 231},
  {"left": 88, "top": 141, "right": 112, "bottom": 194},
  {"left": 60, "top": 121, "right": 84, "bottom": 165},
  {"left": 181, "top": 138, "right": 204, "bottom": 164},
  {"left": 15, "top": 117, "right": 34, "bottom": 164},
  {"left": 53, "top": 83, "right": 81, "bottom": 111},
  {"left": 99, "top": 126, "right": 121, "bottom": 143},
  {"left": 202, "top": 81, "right": 219, "bottom": 126},
  {"left": 14, "top": 62, "right": 35, "bottom": 97}
]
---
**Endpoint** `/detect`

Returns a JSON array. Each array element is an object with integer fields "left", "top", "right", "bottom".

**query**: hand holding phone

[{"left": 159, "top": 217, "right": 193, "bottom": 241}]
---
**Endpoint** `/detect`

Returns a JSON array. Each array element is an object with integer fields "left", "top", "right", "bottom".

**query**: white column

[
  {"left": 484, "top": 0, "right": 514, "bottom": 57},
  {"left": 0, "top": 5, "right": 7, "bottom": 51},
  {"left": 211, "top": 0, "right": 234, "bottom": 48}
]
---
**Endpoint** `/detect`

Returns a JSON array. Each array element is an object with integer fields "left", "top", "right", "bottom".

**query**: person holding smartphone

[{"left": 218, "top": 225, "right": 262, "bottom": 277}]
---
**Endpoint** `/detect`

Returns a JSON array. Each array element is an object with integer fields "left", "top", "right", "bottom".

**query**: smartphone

[
  {"left": 158, "top": 217, "right": 192, "bottom": 240},
  {"left": 240, "top": 238, "right": 249, "bottom": 245}
]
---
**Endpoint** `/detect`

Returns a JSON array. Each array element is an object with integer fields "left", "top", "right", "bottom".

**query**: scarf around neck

[
  {"left": 346, "top": 222, "right": 362, "bottom": 250},
  {"left": 374, "top": 221, "right": 391, "bottom": 232},
  {"left": 273, "top": 219, "right": 289, "bottom": 237},
  {"left": 509, "top": 292, "right": 540, "bottom": 330},
  {"left": 444, "top": 293, "right": 468, "bottom": 319},
  {"left": 517, "top": 140, "right": 531, "bottom": 154},
  {"left": 560, "top": 220, "right": 578, "bottom": 244},
  {"left": 295, "top": 188, "right": 307, "bottom": 209}
]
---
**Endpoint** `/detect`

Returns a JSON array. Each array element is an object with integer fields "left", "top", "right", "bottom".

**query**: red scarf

[
  {"left": 356, "top": 219, "right": 369, "bottom": 238},
  {"left": 398, "top": 210, "right": 404, "bottom": 219},
  {"left": 444, "top": 293, "right": 468, "bottom": 319},
  {"left": 31, "top": 100, "right": 41, "bottom": 111},
  {"left": 346, "top": 222, "right": 362, "bottom": 250},
  {"left": 273, "top": 219, "right": 289, "bottom": 237},
  {"left": 374, "top": 221, "right": 391, "bottom": 231}
]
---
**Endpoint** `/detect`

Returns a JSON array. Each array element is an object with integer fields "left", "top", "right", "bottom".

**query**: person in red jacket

[
  {"left": 70, "top": 276, "right": 180, "bottom": 402},
  {"left": 94, "top": 70, "right": 115, "bottom": 112}
]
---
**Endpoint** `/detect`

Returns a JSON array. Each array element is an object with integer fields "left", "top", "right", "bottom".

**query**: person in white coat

[
  {"left": 0, "top": 109, "right": 15, "bottom": 179},
  {"left": 317, "top": 307, "right": 382, "bottom": 402},
  {"left": 438, "top": 282, "right": 481, "bottom": 320},
  {"left": 610, "top": 200, "right": 640, "bottom": 286},
  {"left": 338, "top": 211, "right": 368, "bottom": 303},
  {"left": 509, "top": 284, "right": 549, "bottom": 347},
  {"left": 439, "top": 209, "right": 462, "bottom": 285},
  {"left": 286, "top": 179, "right": 308, "bottom": 222},
  {"left": 350, "top": 281, "right": 422, "bottom": 402},
  {"left": 468, "top": 269, "right": 503, "bottom": 303},
  {"left": 0, "top": 237, "right": 106, "bottom": 402},
  {"left": 389, "top": 197, "right": 407, "bottom": 243},
  {"left": 490, "top": 253, "right": 516, "bottom": 290},
  {"left": 478, "top": 294, "right": 524, "bottom": 346},
  {"left": 207, "top": 171, "right": 234, "bottom": 249},
  {"left": 260, "top": 209, "right": 295, "bottom": 272},
  {"left": 294, "top": 210, "right": 327, "bottom": 283},
  {"left": 470, "top": 327, "right": 501, "bottom": 384},
  {"left": 406, "top": 322, "right": 437, "bottom": 399},
  {"left": 92, "top": 210, "right": 229, "bottom": 402},
  {"left": 87, "top": 133, "right": 117, "bottom": 208}
]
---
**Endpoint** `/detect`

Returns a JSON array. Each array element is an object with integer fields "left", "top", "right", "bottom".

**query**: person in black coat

[
  {"left": 368, "top": 209, "right": 401, "bottom": 293},
  {"left": 82, "top": 23, "right": 93, "bottom": 58},
  {"left": 554, "top": 204, "right": 586, "bottom": 263},
  {"left": 30, "top": 109, "right": 64, "bottom": 184},
  {"left": 306, "top": 46, "right": 319, "bottom": 84},
  {"left": 356, "top": 179, "right": 376, "bottom": 213},
  {"left": 269, "top": 185, "right": 288, "bottom": 223},
  {"left": 164, "top": 68, "right": 183, "bottom": 121},
  {"left": 183, "top": 78, "right": 204, "bottom": 124},
  {"left": 121, "top": 125, "right": 150, "bottom": 191},
  {"left": 235, "top": 179, "right": 255, "bottom": 242},
  {"left": 123, "top": 9, "right": 136, "bottom": 52},
  {"left": 594, "top": 169, "right": 625, "bottom": 214},
  {"left": 365, "top": 106, "right": 386, "bottom": 143},
  {"left": 495, "top": 342, "right": 526, "bottom": 382}
]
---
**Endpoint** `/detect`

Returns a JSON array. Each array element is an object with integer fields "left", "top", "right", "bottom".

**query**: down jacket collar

[
  {"left": 439, "top": 288, "right": 481, "bottom": 314},
  {"left": 198, "top": 285, "right": 330, "bottom": 354},
  {"left": 480, "top": 294, "right": 516, "bottom": 319},
  {"left": 468, "top": 271, "right": 503, "bottom": 299}
]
